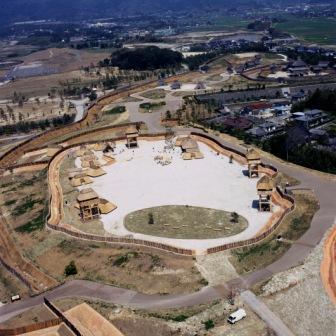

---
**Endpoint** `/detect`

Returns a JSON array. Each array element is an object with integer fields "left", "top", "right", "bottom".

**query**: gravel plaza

[{"left": 75, "top": 139, "right": 276, "bottom": 254}]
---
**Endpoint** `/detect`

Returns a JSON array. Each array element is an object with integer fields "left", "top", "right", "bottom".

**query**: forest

[{"left": 107, "top": 47, "right": 183, "bottom": 71}]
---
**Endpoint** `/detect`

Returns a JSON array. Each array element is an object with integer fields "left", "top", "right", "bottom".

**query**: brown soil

[
  {"left": 21, "top": 48, "right": 110, "bottom": 73},
  {"left": 0, "top": 266, "right": 30, "bottom": 303},
  {"left": 0, "top": 171, "right": 48, "bottom": 230},
  {"left": 0, "top": 305, "right": 55, "bottom": 329},
  {"left": 0, "top": 70, "right": 100, "bottom": 99},
  {"left": 17, "top": 231, "right": 204, "bottom": 294}
]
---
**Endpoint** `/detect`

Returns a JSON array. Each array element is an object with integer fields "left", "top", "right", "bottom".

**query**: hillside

[{"left": 0, "top": 0, "right": 316, "bottom": 24}]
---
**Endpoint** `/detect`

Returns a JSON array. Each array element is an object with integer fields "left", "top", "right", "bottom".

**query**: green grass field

[
  {"left": 124, "top": 205, "right": 248, "bottom": 239},
  {"left": 188, "top": 16, "right": 248, "bottom": 32},
  {"left": 275, "top": 17, "right": 336, "bottom": 45}
]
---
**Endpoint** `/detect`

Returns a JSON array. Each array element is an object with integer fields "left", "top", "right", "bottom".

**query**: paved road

[
  {"left": 0, "top": 280, "right": 222, "bottom": 323},
  {"left": 71, "top": 98, "right": 88, "bottom": 123},
  {"left": 241, "top": 290, "right": 295, "bottom": 336}
]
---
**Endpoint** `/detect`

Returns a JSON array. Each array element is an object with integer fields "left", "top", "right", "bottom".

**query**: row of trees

[
  {"left": 263, "top": 133, "right": 336, "bottom": 174},
  {"left": 0, "top": 113, "right": 75, "bottom": 135},
  {"left": 292, "top": 88, "right": 336, "bottom": 115},
  {"left": 184, "top": 51, "right": 218, "bottom": 71},
  {"left": 286, "top": 50, "right": 335, "bottom": 67}
]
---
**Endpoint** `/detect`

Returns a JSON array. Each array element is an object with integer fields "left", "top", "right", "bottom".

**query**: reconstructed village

[{"left": 0, "top": 1, "right": 335, "bottom": 335}]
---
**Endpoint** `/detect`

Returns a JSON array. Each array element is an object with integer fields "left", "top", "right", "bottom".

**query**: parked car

[
  {"left": 11, "top": 295, "right": 21, "bottom": 302},
  {"left": 227, "top": 308, "right": 246, "bottom": 324}
]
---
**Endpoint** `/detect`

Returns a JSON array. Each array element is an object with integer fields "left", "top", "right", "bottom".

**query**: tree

[
  {"left": 88, "top": 90, "right": 97, "bottom": 101},
  {"left": 148, "top": 212, "right": 154, "bottom": 225},
  {"left": 64, "top": 261, "right": 77, "bottom": 276},
  {"left": 165, "top": 110, "right": 172, "bottom": 120}
]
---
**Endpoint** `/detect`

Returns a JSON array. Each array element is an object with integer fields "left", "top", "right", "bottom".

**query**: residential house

[{"left": 293, "top": 109, "right": 329, "bottom": 129}]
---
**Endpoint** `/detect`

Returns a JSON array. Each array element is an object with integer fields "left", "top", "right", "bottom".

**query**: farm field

[
  {"left": 188, "top": 16, "right": 249, "bottom": 32},
  {"left": 0, "top": 70, "right": 100, "bottom": 99},
  {"left": 20, "top": 48, "right": 110, "bottom": 73},
  {"left": 275, "top": 17, "right": 336, "bottom": 45}
]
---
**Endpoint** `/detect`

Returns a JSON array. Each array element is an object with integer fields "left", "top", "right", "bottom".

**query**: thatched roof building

[
  {"left": 99, "top": 198, "right": 117, "bottom": 214},
  {"left": 175, "top": 136, "right": 204, "bottom": 160},
  {"left": 68, "top": 168, "right": 83, "bottom": 180},
  {"left": 125, "top": 125, "right": 139, "bottom": 148},
  {"left": 77, "top": 188, "right": 99, "bottom": 203},
  {"left": 257, "top": 175, "right": 274, "bottom": 193},
  {"left": 71, "top": 173, "right": 93, "bottom": 187},
  {"left": 246, "top": 148, "right": 261, "bottom": 162},
  {"left": 91, "top": 143, "right": 106, "bottom": 152},
  {"left": 181, "top": 137, "right": 198, "bottom": 151},
  {"left": 86, "top": 166, "right": 106, "bottom": 177}
]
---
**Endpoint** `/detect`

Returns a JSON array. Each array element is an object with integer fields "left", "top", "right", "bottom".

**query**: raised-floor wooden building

[
  {"left": 257, "top": 175, "right": 274, "bottom": 212},
  {"left": 246, "top": 148, "right": 261, "bottom": 178},
  {"left": 125, "top": 125, "right": 139, "bottom": 148},
  {"left": 77, "top": 188, "right": 100, "bottom": 221}
]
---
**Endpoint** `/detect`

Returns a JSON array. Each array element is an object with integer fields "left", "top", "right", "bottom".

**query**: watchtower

[
  {"left": 125, "top": 125, "right": 139, "bottom": 148},
  {"left": 246, "top": 148, "right": 261, "bottom": 178},
  {"left": 257, "top": 175, "right": 274, "bottom": 212},
  {"left": 77, "top": 188, "right": 100, "bottom": 221}
]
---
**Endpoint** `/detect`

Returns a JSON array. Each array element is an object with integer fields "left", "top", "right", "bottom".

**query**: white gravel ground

[
  {"left": 75, "top": 140, "right": 274, "bottom": 254},
  {"left": 261, "top": 229, "right": 336, "bottom": 336}
]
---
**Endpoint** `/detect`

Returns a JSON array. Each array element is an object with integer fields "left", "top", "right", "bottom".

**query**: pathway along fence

[
  {"left": 45, "top": 133, "right": 292, "bottom": 256},
  {"left": 0, "top": 318, "right": 61, "bottom": 336}
]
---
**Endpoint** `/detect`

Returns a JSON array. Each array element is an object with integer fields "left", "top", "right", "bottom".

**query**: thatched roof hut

[
  {"left": 125, "top": 125, "right": 138, "bottom": 136},
  {"left": 99, "top": 198, "right": 117, "bottom": 214},
  {"left": 71, "top": 173, "right": 93, "bottom": 187},
  {"left": 175, "top": 136, "right": 188, "bottom": 147},
  {"left": 91, "top": 143, "right": 106, "bottom": 152},
  {"left": 68, "top": 168, "right": 83, "bottom": 180},
  {"left": 81, "top": 154, "right": 97, "bottom": 162},
  {"left": 246, "top": 148, "right": 261, "bottom": 161},
  {"left": 77, "top": 188, "right": 99, "bottom": 203},
  {"left": 86, "top": 167, "right": 106, "bottom": 177},
  {"left": 257, "top": 175, "right": 274, "bottom": 193},
  {"left": 182, "top": 152, "right": 192, "bottom": 160},
  {"left": 181, "top": 137, "right": 198, "bottom": 151}
]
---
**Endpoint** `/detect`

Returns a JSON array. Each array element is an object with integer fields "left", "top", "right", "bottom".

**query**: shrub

[
  {"left": 172, "top": 315, "right": 188, "bottom": 322},
  {"left": 4, "top": 199, "right": 16, "bottom": 206},
  {"left": 64, "top": 261, "right": 78, "bottom": 276},
  {"left": 203, "top": 319, "right": 215, "bottom": 330},
  {"left": 231, "top": 212, "right": 239, "bottom": 223},
  {"left": 105, "top": 106, "right": 126, "bottom": 115},
  {"left": 148, "top": 212, "right": 154, "bottom": 225}
]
